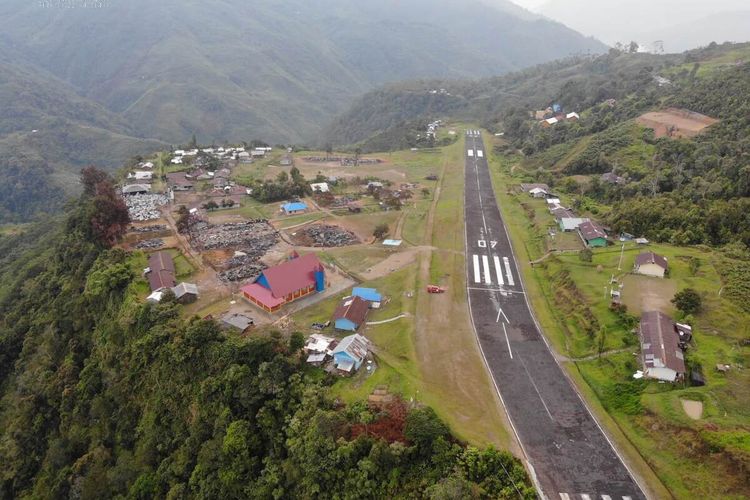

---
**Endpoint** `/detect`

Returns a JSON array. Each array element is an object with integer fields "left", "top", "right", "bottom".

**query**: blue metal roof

[
  {"left": 282, "top": 202, "right": 307, "bottom": 212},
  {"left": 352, "top": 287, "right": 382, "bottom": 302}
]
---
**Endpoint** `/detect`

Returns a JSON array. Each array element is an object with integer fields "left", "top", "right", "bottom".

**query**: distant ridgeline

[
  {"left": 328, "top": 42, "right": 750, "bottom": 248},
  {"left": 0, "top": 170, "right": 535, "bottom": 498}
]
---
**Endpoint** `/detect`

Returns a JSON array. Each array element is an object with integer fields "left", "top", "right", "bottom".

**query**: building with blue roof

[
  {"left": 352, "top": 287, "right": 382, "bottom": 304},
  {"left": 281, "top": 201, "right": 308, "bottom": 215}
]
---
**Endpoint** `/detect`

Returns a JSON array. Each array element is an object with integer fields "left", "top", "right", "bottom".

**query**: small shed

[
  {"left": 221, "top": 313, "right": 254, "bottom": 333},
  {"left": 172, "top": 282, "right": 198, "bottom": 304},
  {"left": 281, "top": 202, "right": 308, "bottom": 215}
]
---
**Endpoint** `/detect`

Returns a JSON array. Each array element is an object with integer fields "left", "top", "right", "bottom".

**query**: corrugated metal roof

[
  {"left": 640, "top": 311, "right": 685, "bottom": 379},
  {"left": 635, "top": 251, "right": 668, "bottom": 270},
  {"left": 257, "top": 253, "right": 321, "bottom": 299}
]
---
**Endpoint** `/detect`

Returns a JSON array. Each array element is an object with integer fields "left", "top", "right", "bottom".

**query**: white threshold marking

[
  {"left": 601, "top": 495, "right": 612, "bottom": 500},
  {"left": 482, "top": 255, "right": 491, "bottom": 284},
  {"left": 467, "top": 286, "right": 526, "bottom": 294},
  {"left": 472, "top": 255, "right": 481, "bottom": 283},
  {"left": 559, "top": 494, "right": 570, "bottom": 500},
  {"left": 581, "top": 495, "right": 592, "bottom": 500},
  {"left": 502, "top": 323, "right": 513, "bottom": 359},
  {"left": 493, "top": 256, "right": 504, "bottom": 285},
  {"left": 503, "top": 256, "right": 515, "bottom": 286},
  {"left": 477, "top": 150, "right": 484, "bottom": 158}
]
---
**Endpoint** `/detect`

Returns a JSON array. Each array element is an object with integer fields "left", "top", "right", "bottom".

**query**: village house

[
  {"left": 166, "top": 172, "right": 194, "bottom": 191},
  {"left": 145, "top": 251, "right": 176, "bottom": 292},
  {"left": 550, "top": 206, "right": 576, "bottom": 220},
  {"left": 639, "top": 311, "right": 687, "bottom": 382},
  {"left": 281, "top": 201, "right": 308, "bottom": 215},
  {"left": 240, "top": 253, "right": 325, "bottom": 313},
  {"left": 520, "top": 183, "right": 550, "bottom": 194},
  {"left": 128, "top": 171, "right": 153, "bottom": 181},
  {"left": 566, "top": 112, "right": 580, "bottom": 121},
  {"left": 237, "top": 151, "right": 252, "bottom": 163},
  {"left": 172, "top": 282, "right": 199, "bottom": 304},
  {"left": 540, "top": 117, "right": 558, "bottom": 127},
  {"left": 310, "top": 182, "right": 330, "bottom": 193},
  {"left": 528, "top": 187, "right": 548, "bottom": 198},
  {"left": 304, "top": 334, "right": 337, "bottom": 365},
  {"left": 578, "top": 220, "right": 608, "bottom": 247},
  {"left": 352, "top": 287, "right": 382, "bottom": 308},
  {"left": 331, "top": 334, "right": 371, "bottom": 374},
  {"left": 559, "top": 217, "right": 589, "bottom": 232},
  {"left": 634, "top": 251, "right": 668, "bottom": 278},
  {"left": 221, "top": 313, "right": 254, "bottom": 334},
  {"left": 333, "top": 296, "right": 370, "bottom": 332},
  {"left": 122, "top": 184, "right": 151, "bottom": 195}
]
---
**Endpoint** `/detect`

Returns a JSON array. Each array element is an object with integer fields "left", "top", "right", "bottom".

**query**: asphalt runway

[{"left": 462, "top": 130, "right": 646, "bottom": 500}]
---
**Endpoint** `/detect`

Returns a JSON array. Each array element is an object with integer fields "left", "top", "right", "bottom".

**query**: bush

[{"left": 672, "top": 288, "right": 702, "bottom": 314}]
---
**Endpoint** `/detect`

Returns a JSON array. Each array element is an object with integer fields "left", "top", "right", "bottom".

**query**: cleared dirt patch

[
  {"left": 621, "top": 274, "right": 677, "bottom": 315},
  {"left": 636, "top": 108, "right": 718, "bottom": 139},
  {"left": 681, "top": 399, "right": 703, "bottom": 420}
]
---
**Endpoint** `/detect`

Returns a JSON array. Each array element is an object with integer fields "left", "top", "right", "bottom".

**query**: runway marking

[
  {"left": 477, "top": 150, "right": 484, "bottom": 158},
  {"left": 601, "top": 495, "right": 612, "bottom": 500},
  {"left": 467, "top": 286, "right": 526, "bottom": 294},
  {"left": 581, "top": 495, "right": 592, "bottom": 500},
  {"left": 472, "top": 254, "right": 481, "bottom": 283},
  {"left": 559, "top": 494, "right": 570, "bottom": 500},
  {"left": 493, "top": 256, "right": 504, "bottom": 285},
  {"left": 482, "top": 255, "right": 491, "bottom": 284},
  {"left": 520, "top": 357, "right": 554, "bottom": 421},
  {"left": 622, "top": 497, "right": 633, "bottom": 500},
  {"left": 503, "top": 257, "right": 515, "bottom": 286},
  {"left": 467, "top": 149, "right": 474, "bottom": 157},
  {"left": 495, "top": 306, "right": 509, "bottom": 324},
  {"left": 502, "top": 323, "right": 513, "bottom": 358}
]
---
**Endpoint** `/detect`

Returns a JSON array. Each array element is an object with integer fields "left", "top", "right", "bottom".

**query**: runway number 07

[{"left": 477, "top": 240, "right": 498, "bottom": 248}]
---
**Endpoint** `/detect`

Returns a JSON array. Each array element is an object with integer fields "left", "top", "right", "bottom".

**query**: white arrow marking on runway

[
  {"left": 472, "top": 255, "right": 481, "bottom": 283},
  {"left": 495, "top": 306, "right": 509, "bottom": 324},
  {"left": 493, "top": 256, "right": 504, "bottom": 285},
  {"left": 482, "top": 255, "right": 491, "bottom": 284},
  {"left": 503, "top": 257, "right": 515, "bottom": 286}
]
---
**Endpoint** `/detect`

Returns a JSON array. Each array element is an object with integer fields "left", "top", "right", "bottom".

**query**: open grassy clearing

[
  {"left": 485, "top": 131, "right": 750, "bottom": 498},
  {"left": 287, "top": 132, "right": 512, "bottom": 449}
]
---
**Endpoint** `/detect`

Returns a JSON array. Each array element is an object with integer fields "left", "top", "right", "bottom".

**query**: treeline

[
  {"left": 0, "top": 170, "right": 534, "bottom": 499},
  {"left": 249, "top": 166, "right": 311, "bottom": 203}
]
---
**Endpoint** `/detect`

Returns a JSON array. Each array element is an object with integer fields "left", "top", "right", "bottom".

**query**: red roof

[
  {"left": 147, "top": 251, "right": 176, "bottom": 291},
  {"left": 578, "top": 220, "right": 607, "bottom": 241},
  {"left": 635, "top": 251, "right": 668, "bottom": 270},
  {"left": 259, "top": 253, "right": 322, "bottom": 298},
  {"left": 333, "top": 296, "right": 369, "bottom": 326},
  {"left": 241, "top": 283, "right": 286, "bottom": 309}
]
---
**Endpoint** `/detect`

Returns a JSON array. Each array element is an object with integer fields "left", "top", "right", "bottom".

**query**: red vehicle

[{"left": 426, "top": 285, "right": 446, "bottom": 294}]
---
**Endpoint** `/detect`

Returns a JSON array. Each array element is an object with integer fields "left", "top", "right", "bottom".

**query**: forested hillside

[
  {"left": 0, "top": 0, "right": 603, "bottom": 145},
  {"left": 0, "top": 171, "right": 534, "bottom": 499},
  {"left": 0, "top": 57, "right": 165, "bottom": 221}
]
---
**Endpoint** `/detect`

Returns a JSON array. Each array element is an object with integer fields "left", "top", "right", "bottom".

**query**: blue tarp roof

[
  {"left": 282, "top": 202, "right": 307, "bottom": 212},
  {"left": 352, "top": 287, "right": 382, "bottom": 302}
]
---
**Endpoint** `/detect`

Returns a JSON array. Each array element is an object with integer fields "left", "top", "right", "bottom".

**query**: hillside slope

[
  {"left": 0, "top": 57, "right": 165, "bottom": 222},
  {"left": 0, "top": 0, "right": 604, "bottom": 144}
]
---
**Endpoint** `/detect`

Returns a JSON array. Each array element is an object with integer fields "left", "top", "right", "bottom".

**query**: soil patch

[
  {"left": 621, "top": 274, "right": 677, "bottom": 315},
  {"left": 681, "top": 399, "right": 703, "bottom": 420},
  {"left": 636, "top": 108, "right": 718, "bottom": 138}
]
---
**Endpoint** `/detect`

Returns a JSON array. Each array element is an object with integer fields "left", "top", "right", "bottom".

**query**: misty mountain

[
  {"left": 536, "top": 0, "right": 750, "bottom": 52},
  {"left": 0, "top": 0, "right": 604, "bottom": 145}
]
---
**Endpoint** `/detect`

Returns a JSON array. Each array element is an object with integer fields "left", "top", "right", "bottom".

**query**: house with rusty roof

[
  {"left": 639, "top": 311, "right": 687, "bottom": 382},
  {"left": 332, "top": 334, "right": 371, "bottom": 374},
  {"left": 240, "top": 253, "right": 325, "bottom": 313},
  {"left": 333, "top": 296, "right": 369, "bottom": 331},
  {"left": 634, "top": 251, "right": 668, "bottom": 278},
  {"left": 578, "top": 220, "right": 608, "bottom": 247},
  {"left": 146, "top": 251, "right": 176, "bottom": 292}
]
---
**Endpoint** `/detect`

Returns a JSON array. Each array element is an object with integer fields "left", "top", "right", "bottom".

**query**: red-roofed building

[
  {"left": 146, "top": 251, "right": 176, "bottom": 292},
  {"left": 240, "top": 253, "right": 325, "bottom": 312}
]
